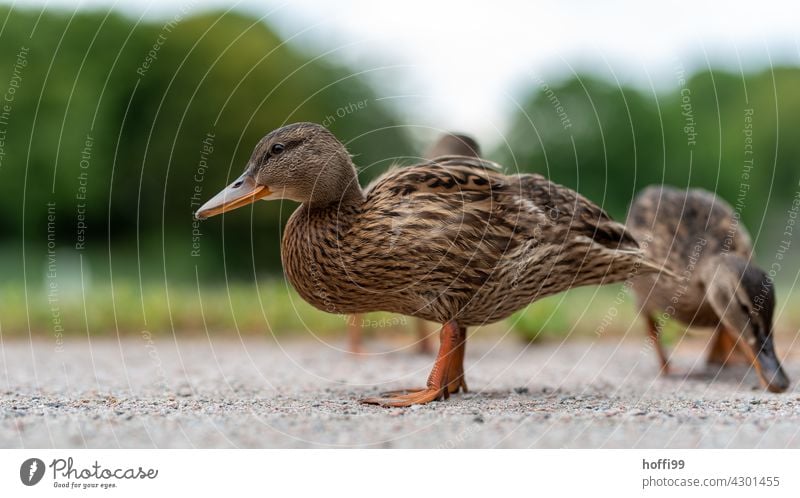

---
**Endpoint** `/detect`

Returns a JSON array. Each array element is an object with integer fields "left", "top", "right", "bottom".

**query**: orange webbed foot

[{"left": 361, "top": 387, "right": 447, "bottom": 407}]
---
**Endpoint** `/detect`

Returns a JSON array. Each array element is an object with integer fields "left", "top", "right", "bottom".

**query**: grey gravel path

[{"left": 1, "top": 334, "right": 799, "bottom": 448}]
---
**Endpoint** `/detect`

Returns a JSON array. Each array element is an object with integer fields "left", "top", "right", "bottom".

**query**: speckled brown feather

[{"left": 283, "top": 156, "right": 663, "bottom": 326}]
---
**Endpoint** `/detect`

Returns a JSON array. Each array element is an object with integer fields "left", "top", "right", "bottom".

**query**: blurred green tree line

[
  {"left": 0, "top": 7, "right": 413, "bottom": 284},
  {"left": 1, "top": 6, "right": 798, "bottom": 287}
]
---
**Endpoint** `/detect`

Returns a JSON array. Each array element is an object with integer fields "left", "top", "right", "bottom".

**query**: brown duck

[
  {"left": 627, "top": 185, "right": 790, "bottom": 392},
  {"left": 347, "top": 132, "right": 483, "bottom": 355},
  {"left": 196, "top": 122, "right": 670, "bottom": 406}
]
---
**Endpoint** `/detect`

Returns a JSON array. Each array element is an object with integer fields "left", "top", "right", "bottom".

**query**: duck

[
  {"left": 627, "top": 185, "right": 790, "bottom": 392},
  {"left": 196, "top": 122, "right": 671, "bottom": 406},
  {"left": 346, "top": 132, "right": 483, "bottom": 355}
]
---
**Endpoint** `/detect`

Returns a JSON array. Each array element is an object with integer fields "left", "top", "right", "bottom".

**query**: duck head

[
  {"left": 424, "top": 133, "right": 481, "bottom": 159},
  {"left": 702, "top": 253, "right": 790, "bottom": 392},
  {"left": 195, "top": 122, "right": 362, "bottom": 220}
]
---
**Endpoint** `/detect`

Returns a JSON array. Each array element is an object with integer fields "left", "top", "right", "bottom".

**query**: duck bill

[
  {"left": 738, "top": 323, "right": 791, "bottom": 393},
  {"left": 194, "top": 174, "right": 271, "bottom": 220},
  {"left": 752, "top": 339, "right": 791, "bottom": 393}
]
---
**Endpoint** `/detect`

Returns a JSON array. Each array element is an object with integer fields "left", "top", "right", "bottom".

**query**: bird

[
  {"left": 346, "top": 132, "right": 483, "bottom": 355},
  {"left": 627, "top": 185, "right": 790, "bottom": 392},
  {"left": 196, "top": 122, "right": 671, "bottom": 406},
  {"left": 423, "top": 132, "right": 481, "bottom": 158}
]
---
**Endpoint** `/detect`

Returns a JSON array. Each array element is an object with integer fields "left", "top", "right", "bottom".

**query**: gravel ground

[{"left": 1, "top": 334, "right": 799, "bottom": 448}]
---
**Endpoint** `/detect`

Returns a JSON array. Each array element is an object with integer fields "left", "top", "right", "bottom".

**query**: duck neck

[
  {"left": 307, "top": 180, "right": 365, "bottom": 211},
  {"left": 281, "top": 184, "right": 364, "bottom": 316},
  {"left": 284, "top": 156, "right": 365, "bottom": 252},
  {"left": 303, "top": 191, "right": 364, "bottom": 235},
  {"left": 303, "top": 155, "right": 365, "bottom": 210}
]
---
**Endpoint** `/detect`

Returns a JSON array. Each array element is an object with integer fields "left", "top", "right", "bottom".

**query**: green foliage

[
  {"left": 0, "top": 279, "right": 406, "bottom": 337},
  {"left": 510, "top": 286, "right": 639, "bottom": 342},
  {"left": 0, "top": 7, "right": 413, "bottom": 284},
  {"left": 511, "top": 293, "right": 575, "bottom": 342}
]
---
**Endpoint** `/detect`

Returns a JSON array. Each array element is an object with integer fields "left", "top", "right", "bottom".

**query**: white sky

[{"left": 7, "top": 0, "right": 800, "bottom": 145}]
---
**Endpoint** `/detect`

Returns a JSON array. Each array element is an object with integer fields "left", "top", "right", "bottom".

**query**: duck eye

[{"left": 270, "top": 143, "right": 285, "bottom": 155}]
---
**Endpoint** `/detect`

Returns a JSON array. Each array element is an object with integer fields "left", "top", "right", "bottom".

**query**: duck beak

[
  {"left": 194, "top": 174, "right": 271, "bottom": 220},
  {"left": 735, "top": 318, "right": 791, "bottom": 393},
  {"left": 751, "top": 332, "right": 791, "bottom": 393}
]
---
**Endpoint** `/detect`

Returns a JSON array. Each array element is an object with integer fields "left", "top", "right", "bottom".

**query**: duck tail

[
  {"left": 634, "top": 255, "right": 681, "bottom": 281},
  {"left": 618, "top": 247, "right": 681, "bottom": 280},
  {"left": 591, "top": 221, "right": 680, "bottom": 281}
]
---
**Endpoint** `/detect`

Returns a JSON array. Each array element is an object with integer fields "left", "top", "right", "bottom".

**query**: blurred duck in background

[
  {"left": 347, "top": 132, "right": 482, "bottom": 355},
  {"left": 627, "top": 186, "right": 790, "bottom": 392}
]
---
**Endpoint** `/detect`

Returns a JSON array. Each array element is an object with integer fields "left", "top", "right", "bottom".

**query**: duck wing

[
  {"left": 627, "top": 185, "right": 753, "bottom": 273},
  {"left": 362, "top": 159, "right": 646, "bottom": 263},
  {"left": 347, "top": 160, "right": 661, "bottom": 323}
]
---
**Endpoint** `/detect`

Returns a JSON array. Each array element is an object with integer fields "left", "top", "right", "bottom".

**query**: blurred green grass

[
  {"left": 2, "top": 281, "right": 798, "bottom": 342},
  {"left": 0, "top": 279, "right": 400, "bottom": 338},
  {"left": 510, "top": 285, "right": 800, "bottom": 344}
]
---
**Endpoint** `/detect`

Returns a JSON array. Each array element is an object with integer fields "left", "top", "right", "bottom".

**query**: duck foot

[
  {"left": 362, "top": 387, "right": 447, "bottom": 407},
  {"left": 361, "top": 320, "right": 467, "bottom": 407},
  {"left": 376, "top": 376, "right": 468, "bottom": 399}
]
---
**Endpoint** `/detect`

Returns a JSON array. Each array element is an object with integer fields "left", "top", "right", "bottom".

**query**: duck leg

[
  {"left": 644, "top": 314, "right": 670, "bottom": 374},
  {"left": 362, "top": 320, "right": 467, "bottom": 406},
  {"left": 347, "top": 314, "right": 363, "bottom": 354},
  {"left": 706, "top": 326, "right": 748, "bottom": 366},
  {"left": 416, "top": 319, "right": 434, "bottom": 354},
  {"left": 446, "top": 325, "right": 468, "bottom": 393}
]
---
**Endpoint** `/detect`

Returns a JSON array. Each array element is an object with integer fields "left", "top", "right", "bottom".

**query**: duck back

[{"left": 627, "top": 185, "right": 752, "bottom": 325}]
